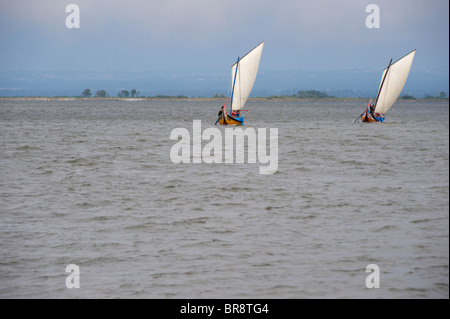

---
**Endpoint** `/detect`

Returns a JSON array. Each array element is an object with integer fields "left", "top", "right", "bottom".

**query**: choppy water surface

[{"left": 0, "top": 99, "right": 448, "bottom": 298}]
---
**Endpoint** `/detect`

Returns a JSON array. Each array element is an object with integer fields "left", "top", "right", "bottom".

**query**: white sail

[
  {"left": 374, "top": 49, "right": 415, "bottom": 114},
  {"left": 231, "top": 41, "right": 264, "bottom": 111}
]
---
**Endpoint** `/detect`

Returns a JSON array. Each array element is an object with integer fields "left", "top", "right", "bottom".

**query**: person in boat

[
  {"left": 218, "top": 105, "right": 224, "bottom": 117},
  {"left": 214, "top": 105, "right": 225, "bottom": 125},
  {"left": 231, "top": 109, "right": 240, "bottom": 117},
  {"left": 369, "top": 104, "right": 375, "bottom": 115}
]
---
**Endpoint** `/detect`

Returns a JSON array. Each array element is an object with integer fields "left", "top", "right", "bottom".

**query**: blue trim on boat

[{"left": 374, "top": 114, "right": 385, "bottom": 122}]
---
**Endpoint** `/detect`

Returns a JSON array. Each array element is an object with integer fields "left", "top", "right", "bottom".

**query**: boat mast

[
  {"left": 230, "top": 57, "right": 240, "bottom": 115},
  {"left": 375, "top": 58, "right": 393, "bottom": 107}
]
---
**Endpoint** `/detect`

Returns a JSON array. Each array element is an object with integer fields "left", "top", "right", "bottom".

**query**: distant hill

[{"left": 0, "top": 69, "right": 447, "bottom": 98}]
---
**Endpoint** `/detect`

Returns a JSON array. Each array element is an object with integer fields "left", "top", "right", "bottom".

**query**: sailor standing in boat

[
  {"left": 218, "top": 105, "right": 224, "bottom": 117},
  {"left": 214, "top": 105, "right": 225, "bottom": 125},
  {"left": 369, "top": 103, "right": 375, "bottom": 117}
]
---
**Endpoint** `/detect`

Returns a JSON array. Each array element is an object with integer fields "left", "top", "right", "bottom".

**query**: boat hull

[
  {"left": 218, "top": 114, "right": 244, "bottom": 125},
  {"left": 361, "top": 112, "right": 385, "bottom": 123}
]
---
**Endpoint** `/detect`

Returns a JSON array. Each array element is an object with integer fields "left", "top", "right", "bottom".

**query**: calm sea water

[{"left": 0, "top": 99, "right": 448, "bottom": 299}]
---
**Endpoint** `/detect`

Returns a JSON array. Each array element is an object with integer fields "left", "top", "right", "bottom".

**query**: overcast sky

[{"left": 0, "top": 0, "right": 448, "bottom": 74}]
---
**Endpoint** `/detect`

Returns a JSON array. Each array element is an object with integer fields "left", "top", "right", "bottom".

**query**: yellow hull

[{"left": 218, "top": 114, "right": 243, "bottom": 125}]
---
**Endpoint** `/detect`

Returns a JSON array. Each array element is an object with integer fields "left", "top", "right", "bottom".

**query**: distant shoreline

[{"left": 0, "top": 97, "right": 447, "bottom": 102}]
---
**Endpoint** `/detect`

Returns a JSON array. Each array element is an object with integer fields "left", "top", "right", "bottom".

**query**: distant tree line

[
  {"left": 81, "top": 88, "right": 143, "bottom": 98},
  {"left": 81, "top": 88, "right": 108, "bottom": 98},
  {"left": 268, "top": 90, "right": 335, "bottom": 99},
  {"left": 400, "top": 91, "right": 447, "bottom": 100},
  {"left": 80, "top": 88, "right": 192, "bottom": 99},
  {"left": 79, "top": 89, "right": 447, "bottom": 100},
  {"left": 424, "top": 91, "right": 447, "bottom": 99},
  {"left": 152, "top": 95, "right": 188, "bottom": 99},
  {"left": 295, "top": 90, "right": 332, "bottom": 98},
  {"left": 118, "top": 89, "right": 141, "bottom": 98},
  {"left": 399, "top": 94, "right": 416, "bottom": 100}
]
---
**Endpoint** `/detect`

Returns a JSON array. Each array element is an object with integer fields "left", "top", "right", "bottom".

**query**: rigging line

[
  {"left": 380, "top": 49, "right": 416, "bottom": 72},
  {"left": 238, "top": 56, "right": 242, "bottom": 110},
  {"left": 223, "top": 70, "right": 232, "bottom": 112},
  {"left": 375, "top": 58, "right": 393, "bottom": 107},
  {"left": 230, "top": 57, "right": 240, "bottom": 114},
  {"left": 226, "top": 72, "right": 232, "bottom": 99},
  {"left": 231, "top": 41, "right": 264, "bottom": 68}
]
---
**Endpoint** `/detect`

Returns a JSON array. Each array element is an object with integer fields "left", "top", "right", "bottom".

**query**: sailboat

[
  {"left": 359, "top": 49, "right": 416, "bottom": 123},
  {"left": 216, "top": 41, "right": 264, "bottom": 125}
]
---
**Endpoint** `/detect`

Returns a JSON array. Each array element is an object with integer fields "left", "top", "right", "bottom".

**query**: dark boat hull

[{"left": 361, "top": 112, "right": 385, "bottom": 123}]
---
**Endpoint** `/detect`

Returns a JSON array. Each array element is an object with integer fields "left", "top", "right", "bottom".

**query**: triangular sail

[
  {"left": 230, "top": 41, "right": 264, "bottom": 111},
  {"left": 374, "top": 49, "right": 415, "bottom": 114}
]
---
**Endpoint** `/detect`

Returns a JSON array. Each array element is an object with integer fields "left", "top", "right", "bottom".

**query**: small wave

[
  {"left": 374, "top": 225, "right": 397, "bottom": 231},
  {"left": 172, "top": 217, "right": 209, "bottom": 226},
  {"left": 411, "top": 218, "right": 431, "bottom": 224},
  {"left": 221, "top": 186, "right": 254, "bottom": 192},
  {"left": 76, "top": 202, "right": 96, "bottom": 208},
  {"left": 65, "top": 157, "right": 93, "bottom": 165},
  {"left": 15, "top": 145, "right": 41, "bottom": 151}
]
